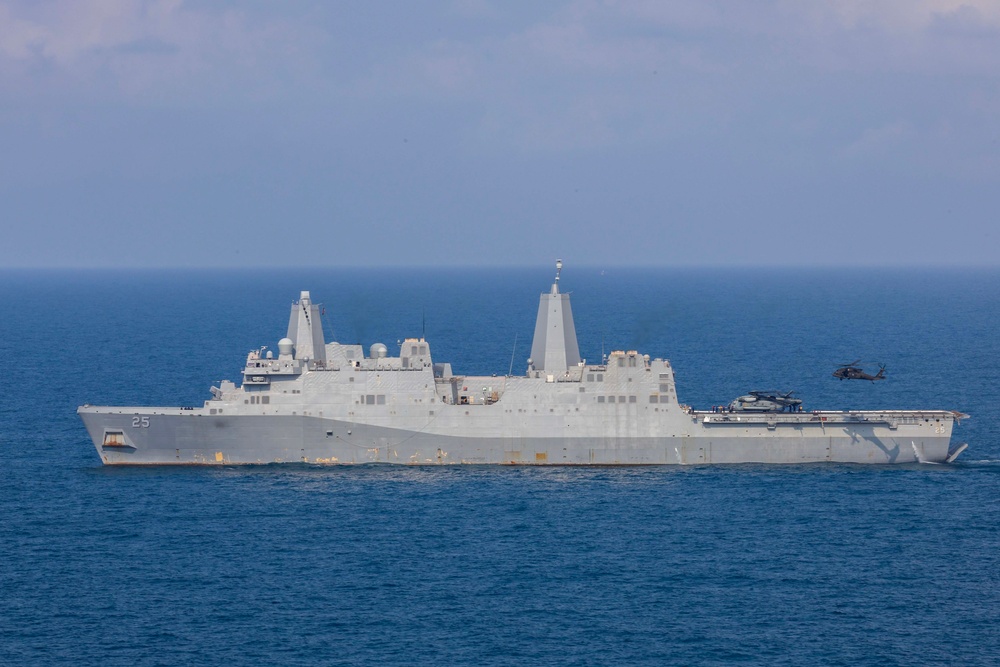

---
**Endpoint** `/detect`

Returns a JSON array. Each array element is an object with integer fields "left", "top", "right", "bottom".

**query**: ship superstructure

[{"left": 79, "top": 264, "right": 968, "bottom": 465}]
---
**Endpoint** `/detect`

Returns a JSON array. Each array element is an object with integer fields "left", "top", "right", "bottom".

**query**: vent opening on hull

[{"left": 101, "top": 431, "right": 134, "bottom": 449}]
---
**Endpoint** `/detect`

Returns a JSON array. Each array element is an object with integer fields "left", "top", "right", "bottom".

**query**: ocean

[{"left": 1, "top": 267, "right": 998, "bottom": 666}]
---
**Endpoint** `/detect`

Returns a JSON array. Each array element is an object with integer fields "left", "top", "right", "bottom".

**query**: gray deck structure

[{"left": 79, "top": 265, "right": 969, "bottom": 465}]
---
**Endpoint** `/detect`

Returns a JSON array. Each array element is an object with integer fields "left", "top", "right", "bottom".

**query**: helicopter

[
  {"left": 727, "top": 390, "right": 803, "bottom": 413},
  {"left": 833, "top": 360, "right": 886, "bottom": 382}
]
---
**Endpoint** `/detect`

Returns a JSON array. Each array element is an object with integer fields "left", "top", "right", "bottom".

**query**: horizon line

[{"left": 2, "top": 261, "right": 999, "bottom": 272}]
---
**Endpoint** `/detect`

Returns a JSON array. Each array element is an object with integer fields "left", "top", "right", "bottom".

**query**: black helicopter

[{"left": 833, "top": 360, "right": 886, "bottom": 382}]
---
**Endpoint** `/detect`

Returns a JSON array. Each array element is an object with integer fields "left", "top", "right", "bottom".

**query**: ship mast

[{"left": 528, "top": 259, "right": 581, "bottom": 375}]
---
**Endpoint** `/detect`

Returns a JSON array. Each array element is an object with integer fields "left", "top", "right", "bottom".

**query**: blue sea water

[{"left": 1, "top": 267, "right": 999, "bottom": 666}]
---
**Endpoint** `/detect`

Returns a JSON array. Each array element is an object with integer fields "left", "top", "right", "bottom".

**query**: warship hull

[{"left": 79, "top": 407, "right": 965, "bottom": 466}]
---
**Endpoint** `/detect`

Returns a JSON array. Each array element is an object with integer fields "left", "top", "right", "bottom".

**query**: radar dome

[
  {"left": 278, "top": 338, "right": 294, "bottom": 356},
  {"left": 370, "top": 343, "right": 388, "bottom": 359}
]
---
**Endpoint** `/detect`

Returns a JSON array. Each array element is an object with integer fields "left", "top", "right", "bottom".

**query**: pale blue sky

[{"left": 3, "top": 0, "right": 999, "bottom": 268}]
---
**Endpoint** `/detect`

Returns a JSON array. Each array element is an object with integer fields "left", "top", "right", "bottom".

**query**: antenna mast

[{"left": 508, "top": 333, "right": 518, "bottom": 377}]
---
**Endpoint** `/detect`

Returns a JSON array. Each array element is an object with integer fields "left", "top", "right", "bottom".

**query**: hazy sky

[{"left": 3, "top": 0, "right": 999, "bottom": 268}]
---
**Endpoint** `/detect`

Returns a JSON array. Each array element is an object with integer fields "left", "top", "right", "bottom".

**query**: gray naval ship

[{"left": 79, "top": 263, "right": 969, "bottom": 466}]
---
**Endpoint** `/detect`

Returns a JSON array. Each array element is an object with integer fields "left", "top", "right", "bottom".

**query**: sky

[{"left": 2, "top": 0, "right": 999, "bottom": 268}]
